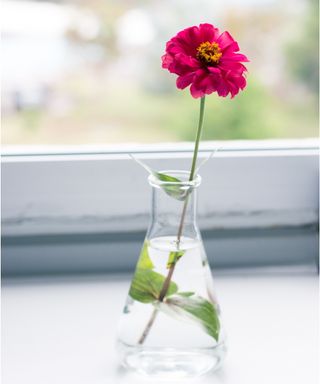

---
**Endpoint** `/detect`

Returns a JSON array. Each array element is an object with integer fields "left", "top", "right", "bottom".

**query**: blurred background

[{"left": 1, "top": 0, "right": 319, "bottom": 146}]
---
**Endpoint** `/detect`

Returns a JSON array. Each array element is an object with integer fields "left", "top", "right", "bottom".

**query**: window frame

[{"left": 1, "top": 139, "right": 319, "bottom": 275}]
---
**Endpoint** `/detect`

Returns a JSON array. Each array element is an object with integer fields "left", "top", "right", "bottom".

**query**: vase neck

[{"left": 147, "top": 171, "right": 200, "bottom": 241}]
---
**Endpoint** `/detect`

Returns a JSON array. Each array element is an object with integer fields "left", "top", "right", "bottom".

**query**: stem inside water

[{"left": 138, "top": 96, "right": 206, "bottom": 345}]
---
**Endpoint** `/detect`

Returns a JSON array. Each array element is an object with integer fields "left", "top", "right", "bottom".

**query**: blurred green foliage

[
  {"left": 286, "top": 0, "right": 319, "bottom": 94},
  {"left": 2, "top": 0, "right": 318, "bottom": 145}
]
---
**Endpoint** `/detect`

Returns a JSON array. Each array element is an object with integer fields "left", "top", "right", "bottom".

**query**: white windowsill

[{"left": 2, "top": 268, "right": 318, "bottom": 384}]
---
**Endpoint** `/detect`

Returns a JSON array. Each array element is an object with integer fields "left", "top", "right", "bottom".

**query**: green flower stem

[
  {"left": 138, "top": 97, "right": 206, "bottom": 345},
  {"left": 188, "top": 96, "right": 206, "bottom": 182},
  {"left": 175, "top": 96, "right": 206, "bottom": 247},
  {"left": 138, "top": 307, "right": 158, "bottom": 344}
]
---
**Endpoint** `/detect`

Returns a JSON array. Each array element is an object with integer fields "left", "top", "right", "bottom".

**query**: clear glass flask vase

[{"left": 117, "top": 171, "right": 226, "bottom": 378}]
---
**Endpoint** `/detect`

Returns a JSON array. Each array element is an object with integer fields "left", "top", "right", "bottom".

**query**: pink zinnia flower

[{"left": 162, "top": 23, "right": 249, "bottom": 98}]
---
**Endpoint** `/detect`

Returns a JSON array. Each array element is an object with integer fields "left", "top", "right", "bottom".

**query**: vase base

[{"left": 118, "top": 343, "right": 226, "bottom": 379}]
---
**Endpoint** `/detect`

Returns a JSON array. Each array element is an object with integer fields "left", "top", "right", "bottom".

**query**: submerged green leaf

[
  {"left": 158, "top": 294, "right": 220, "bottom": 341},
  {"left": 175, "top": 291, "right": 195, "bottom": 297},
  {"left": 137, "top": 241, "right": 154, "bottom": 270},
  {"left": 166, "top": 250, "right": 185, "bottom": 268},
  {"left": 129, "top": 269, "right": 178, "bottom": 303}
]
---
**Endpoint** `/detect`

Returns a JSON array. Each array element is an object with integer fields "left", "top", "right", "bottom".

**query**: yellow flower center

[{"left": 196, "top": 41, "right": 222, "bottom": 65}]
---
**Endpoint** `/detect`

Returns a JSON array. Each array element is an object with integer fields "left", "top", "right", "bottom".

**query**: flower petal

[
  {"left": 175, "top": 26, "right": 202, "bottom": 54},
  {"left": 161, "top": 53, "right": 173, "bottom": 69},
  {"left": 217, "top": 31, "right": 237, "bottom": 50},
  {"left": 176, "top": 73, "right": 195, "bottom": 89},
  {"left": 226, "top": 79, "right": 240, "bottom": 98},
  {"left": 208, "top": 66, "right": 222, "bottom": 75},
  {"left": 218, "top": 62, "right": 247, "bottom": 74},
  {"left": 221, "top": 52, "right": 249, "bottom": 63},
  {"left": 190, "top": 83, "right": 205, "bottom": 98},
  {"left": 199, "top": 23, "right": 220, "bottom": 43},
  {"left": 189, "top": 69, "right": 221, "bottom": 98},
  {"left": 216, "top": 79, "right": 230, "bottom": 97},
  {"left": 171, "top": 53, "right": 200, "bottom": 75}
]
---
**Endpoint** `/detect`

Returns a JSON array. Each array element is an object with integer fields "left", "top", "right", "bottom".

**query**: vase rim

[{"left": 148, "top": 170, "right": 201, "bottom": 188}]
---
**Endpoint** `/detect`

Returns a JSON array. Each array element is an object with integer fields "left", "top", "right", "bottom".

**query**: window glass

[{"left": 2, "top": 0, "right": 318, "bottom": 146}]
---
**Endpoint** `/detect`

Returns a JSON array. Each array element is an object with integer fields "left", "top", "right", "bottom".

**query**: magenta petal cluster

[{"left": 162, "top": 23, "right": 249, "bottom": 98}]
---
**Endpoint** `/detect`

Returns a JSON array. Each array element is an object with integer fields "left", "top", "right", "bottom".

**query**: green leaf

[
  {"left": 158, "top": 294, "right": 220, "bottom": 341},
  {"left": 166, "top": 250, "right": 185, "bottom": 268},
  {"left": 128, "top": 155, "right": 189, "bottom": 201},
  {"left": 155, "top": 172, "right": 189, "bottom": 201},
  {"left": 155, "top": 172, "right": 181, "bottom": 183},
  {"left": 129, "top": 269, "right": 178, "bottom": 303},
  {"left": 137, "top": 241, "right": 154, "bottom": 270},
  {"left": 175, "top": 291, "right": 194, "bottom": 297}
]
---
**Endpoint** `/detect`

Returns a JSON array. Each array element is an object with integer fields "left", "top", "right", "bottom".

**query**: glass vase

[{"left": 116, "top": 170, "right": 226, "bottom": 378}]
